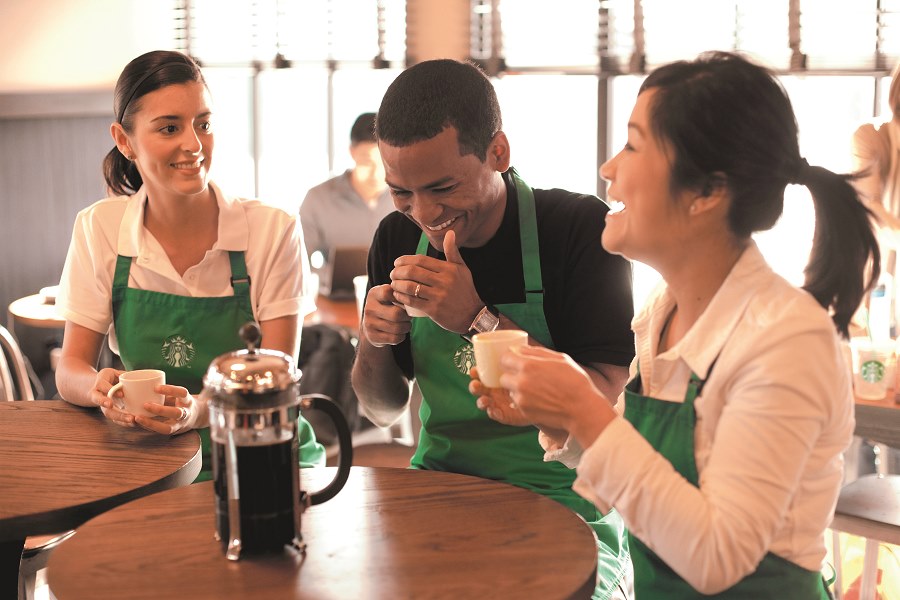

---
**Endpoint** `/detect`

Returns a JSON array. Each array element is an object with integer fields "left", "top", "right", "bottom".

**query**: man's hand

[
  {"left": 361, "top": 283, "right": 412, "bottom": 347},
  {"left": 390, "top": 230, "right": 483, "bottom": 333}
]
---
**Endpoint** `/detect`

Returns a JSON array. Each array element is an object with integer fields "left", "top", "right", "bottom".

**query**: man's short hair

[
  {"left": 350, "top": 113, "right": 377, "bottom": 145},
  {"left": 375, "top": 59, "right": 502, "bottom": 162}
]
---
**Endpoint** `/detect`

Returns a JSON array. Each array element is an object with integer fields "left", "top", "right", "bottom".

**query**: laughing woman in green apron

[
  {"left": 473, "top": 52, "right": 881, "bottom": 598},
  {"left": 55, "top": 50, "right": 324, "bottom": 481}
]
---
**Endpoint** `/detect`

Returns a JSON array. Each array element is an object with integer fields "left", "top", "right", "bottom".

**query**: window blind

[{"left": 177, "top": 0, "right": 406, "bottom": 66}]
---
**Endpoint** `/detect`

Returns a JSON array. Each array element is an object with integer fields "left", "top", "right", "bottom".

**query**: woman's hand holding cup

[
  {"left": 470, "top": 365, "right": 533, "bottom": 427},
  {"left": 101, "top": 368, "right": 202, "bottom": 434},
  {"left": 100, "top": 368, "right": 164, "bottom": 427},
  {"left": 134, "top": 385, "right": 207, "bottom": 435},
  {"left": 469, "top": 330, "right": 531, "bottom": 427}
]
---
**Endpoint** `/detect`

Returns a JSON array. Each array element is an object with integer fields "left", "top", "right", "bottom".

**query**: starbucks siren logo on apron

[
  {"left": 453, "top": 342, "right": 475, "bottom": 375},
  {"left": 162, "top": 334, "right": 196, "bottom": 368}
]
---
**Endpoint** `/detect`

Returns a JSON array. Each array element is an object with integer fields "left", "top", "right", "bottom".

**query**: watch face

[
  {"left": 477, "top": 310, "right": 499, "bottom": 332},
  {"left": 468, "top": 306, "right": 500, "bottom": 337}
]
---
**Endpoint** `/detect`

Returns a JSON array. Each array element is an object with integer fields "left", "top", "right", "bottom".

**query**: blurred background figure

[
  {"left": 852, "top": 61, "right": 900, "bottom": 236},
  {"left": 852, "top": 61, "right": 900, "bottom": 337},
  {"left": 849, "top": 60, "right": 900, "bottom": 483},
  {"left": 300, "top": 112, "right": 395, "bottom": 295}
]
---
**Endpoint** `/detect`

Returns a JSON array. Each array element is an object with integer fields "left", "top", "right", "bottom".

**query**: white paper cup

[
  {"left": 472, "top": 330, "right": 528, "bottom": 388},
  {"left": 353, "top": 275, "right": 368, "bottom": 318},
  {"left": 850, "top": 338, "right": 893, "bottom": 401},
  {"left": 107, "top": 369, "right": 166, "bottom": 416}
]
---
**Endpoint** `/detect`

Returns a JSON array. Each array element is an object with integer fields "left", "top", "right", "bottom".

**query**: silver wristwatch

[{"left": 464, "top": 304, "right": 500, "bottom": 341}]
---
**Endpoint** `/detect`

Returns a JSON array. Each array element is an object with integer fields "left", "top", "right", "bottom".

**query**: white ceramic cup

[
  {"left": 850, "top": 338, "right": 894, "bottom": 401},
  {"left": 404, "top": 304, "right": 427, "bottom": 318},
  {"left": 472, "top": 330, "right": 528, "bottom": 388},
  {"left": 107, "top": 369, "right": 166, "bottom": 417},
  {"left": 389, "top": 269, "right": 429, "bottom": 318}
]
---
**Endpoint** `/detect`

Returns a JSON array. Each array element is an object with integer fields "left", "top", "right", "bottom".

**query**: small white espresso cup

[
  {"left": 472, "top": 330, "right": 528, "bottom": 388},
  {"left": 404, "top": 305, "right": 427, "bottom": 318},
  {"left": 107, "top": 369, "right": 166, "bottom": 417}
]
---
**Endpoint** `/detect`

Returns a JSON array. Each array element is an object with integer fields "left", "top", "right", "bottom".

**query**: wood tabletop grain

[
  {"left": 0, "top": 400, "right": 201, "bottom": 539},
  {"left": 303, "top": 295, "right": 359, "bottom": 333},
  {"left": 48, "top": 467, "right": 598, "bottom": 600}
]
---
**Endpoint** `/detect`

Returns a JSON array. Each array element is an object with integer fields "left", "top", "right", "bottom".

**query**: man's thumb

[{"left": 443, "top": 230, "right": 465, "bottom": 265}]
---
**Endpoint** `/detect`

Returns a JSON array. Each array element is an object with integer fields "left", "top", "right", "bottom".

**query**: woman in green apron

[
  {"left": 473, "top": 52, "right": 880, "bottom": 598},
  {"left": 56, "top": 50, "right": 323, "bottom": 481}
]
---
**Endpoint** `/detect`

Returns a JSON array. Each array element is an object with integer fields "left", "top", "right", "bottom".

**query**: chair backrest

[{"left": 0, "top": 325, "right": 35, "bottom": 401}]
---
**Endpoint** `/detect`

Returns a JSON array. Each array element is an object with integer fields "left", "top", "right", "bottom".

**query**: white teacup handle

[{"left": 107, "top": 382, "right": 125, "bottom": 409}]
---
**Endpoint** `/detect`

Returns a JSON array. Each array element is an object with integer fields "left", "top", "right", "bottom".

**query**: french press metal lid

[{"left": 204, "top": 322, "right": 299, "bottom": 410}]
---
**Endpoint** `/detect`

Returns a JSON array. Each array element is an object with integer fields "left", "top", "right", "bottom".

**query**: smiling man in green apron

[{"left": 351, "top": 59, "right": 636, "bottom": 599}]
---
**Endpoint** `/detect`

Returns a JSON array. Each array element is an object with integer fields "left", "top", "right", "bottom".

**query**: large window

[
  {"left": 180, "top": 0, "right": 405, "bottom": 212},
  {"left": 596, "top": 1, "right": 897, "bottom": 307},
  {"left": 183, "top": 0, "right": 897, "bottom": 309}
]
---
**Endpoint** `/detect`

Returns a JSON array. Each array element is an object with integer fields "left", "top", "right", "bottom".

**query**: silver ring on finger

[
  {"left": 177, "top": 406, "right": 189, "bottom": 422},
  {"left": 414, "top": 283, "right": 421, "bottom": 298}
]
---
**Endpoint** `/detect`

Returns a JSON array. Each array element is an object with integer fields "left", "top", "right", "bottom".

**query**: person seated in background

[
  {"left": 852, "top": 60, "right": 900, "bottom": 237},
  {"left": 300, "top": 112, "right": 395, "bottom": 294},
  {"left": 55, "top": 50, "right": 324, "bottom": 482},
  {"left": 351, "top": 58, "right": 636, "bottom": 599},
  {"left": 473, "top": 51, "right": 880, "bottom": 598}
]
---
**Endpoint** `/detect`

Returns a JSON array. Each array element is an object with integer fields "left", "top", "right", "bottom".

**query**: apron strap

[
  {"left": 112, "top": 254, "right": 132, "bottom": 291},
  {"left": 415, "top": 233, "right": 429, "bottom": 255},
  {"left": 228, "top": 251, "right": 251, "bottom": 296},
  {"left": 509, "top": 168, "right": 544, "bottom": 305}
]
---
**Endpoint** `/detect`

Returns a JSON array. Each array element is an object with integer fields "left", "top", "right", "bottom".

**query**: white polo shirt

[
  {"left": 549, "top": 242, "right": 853, "bottom": 594},
  {"left": 58, "top": 182, "right": 314, "bottom": 354}
]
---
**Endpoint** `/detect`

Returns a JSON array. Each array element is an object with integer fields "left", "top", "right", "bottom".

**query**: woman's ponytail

[
  {"left": 801, "top": 166, "right": 880, "bottom": 337},
  {"left": 102, "top": 147, "right": 143, "bottom": 197}
]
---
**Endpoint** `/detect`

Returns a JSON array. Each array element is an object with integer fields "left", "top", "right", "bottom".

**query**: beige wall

[
  {"left": 406, "top": 0, "right": 469, "bottom": 63},
  {"left": 0, "top": 0, "right": 473, "bottom": 93},
  {"left": 0, "top": 0, "right": 173, "bottom": 92}
]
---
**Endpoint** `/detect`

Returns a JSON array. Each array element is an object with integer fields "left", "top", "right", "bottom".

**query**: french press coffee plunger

[{"left": 204, "top": 322, "right": 353, "bottom": 560}]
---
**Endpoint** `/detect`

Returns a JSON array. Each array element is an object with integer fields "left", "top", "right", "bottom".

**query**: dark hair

[
  {"left": 640, "top": 51, "right": 879, "bottom": 337},
  {"left": 103, "top": 50, "right": 206, "bottom": 196},
  {"left": 350, "top": 113, "right": 377, "bottom": 145},
  {"left": 375, "top": 59, "right": 501, "bottom": 161}
]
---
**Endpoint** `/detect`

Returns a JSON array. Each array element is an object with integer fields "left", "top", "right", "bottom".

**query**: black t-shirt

[{"left": 367, "top": 169, "right": 635, "bottom": 379}]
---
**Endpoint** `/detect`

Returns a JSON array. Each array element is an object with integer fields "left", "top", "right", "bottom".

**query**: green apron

[
  {"left": 409, "top": 170, "right": 630, "bottom": 599},
  {"left": 624, "top": 365, "right": 830, "bottom": 598},
  {"left": 111, "top": 250, "right": 324, "bottom": 482}
]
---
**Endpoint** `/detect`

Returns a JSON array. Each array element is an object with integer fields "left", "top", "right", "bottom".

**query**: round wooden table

[
  {"left": 48, "top": 467, "right": 598, "bottom": 599},
  {"left": 0, "top": 401, "right": 201, "bottom": 596},
  {"left": 7, "top": 294, "right": 65, "bottom": 330}
]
